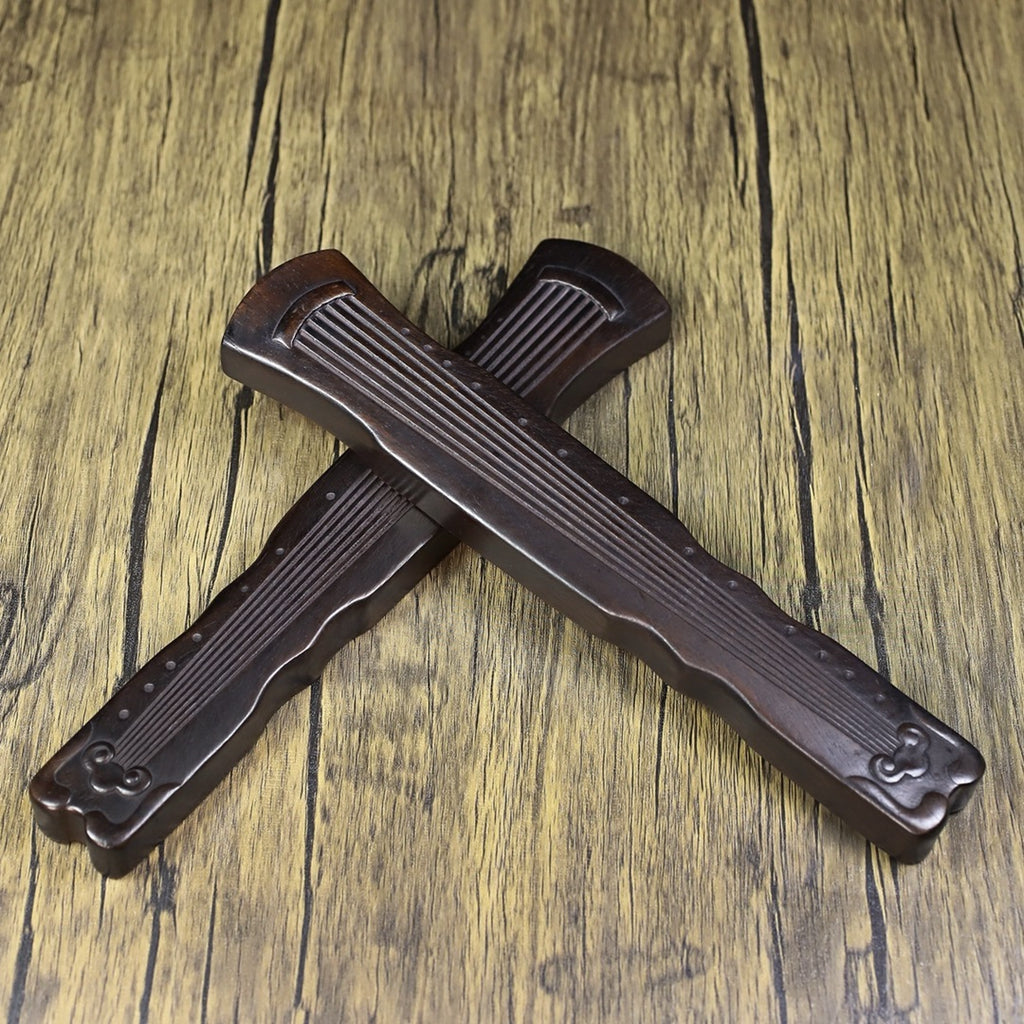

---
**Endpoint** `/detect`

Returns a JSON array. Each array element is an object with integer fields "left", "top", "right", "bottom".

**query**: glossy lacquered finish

[
  {"left": 30, "top": 240, "right": 671, "bottom": 876},
  {"left": 223, "top": 250, "right": 985, "bottom": 862}
]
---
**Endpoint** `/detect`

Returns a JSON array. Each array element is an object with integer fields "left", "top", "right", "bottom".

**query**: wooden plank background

[{"left": 1, "top": 0, "right": 1021, "bottom": 1020}]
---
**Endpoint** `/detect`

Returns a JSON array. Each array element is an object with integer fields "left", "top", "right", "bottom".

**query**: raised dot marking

[
  {"left": 784, "top": 625, "right": 797, "bottom": 636},
  {"left": 683, "top": 546, "right": 695, "bottom": 557},
  {"left": 727, "top": 580, "right": 738, "bottom": 590},
  {"left": 326, "top": 491, "right": 336, "bottom": 501},
  {"left": 165, "top": 660, "right": 177, "bottom": 671},
  {"left": 118, "top": 709, "right": 130, "bottom": 721},
  {"left": 191, "top": 633, "right": 203, "bottom": 643},
  {"left": 275, "top": 547, "right": 285, "bottom": 556},
  {"left": 517, "top": 417, "right": 528, "bottom": 426},
  {"left": 557, "top": 448, "right": 568, "bottom": 458},
  {"left": 143, "top": 682, "right": 154, "bottom": 694}
]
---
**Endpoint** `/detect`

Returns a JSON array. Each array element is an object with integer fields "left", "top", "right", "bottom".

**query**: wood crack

[
  {"left": 786, "top": 254, "right": 821, "bottom": 629},
  {"left": 204, "top": 384, "right": 254, "bottom": 606},
  {"left": 739, "top": 0, "right": 774, "bottom": 372},
  {"left": 244, "top": 0, "right": 282, "bottom": 190},
  {"left": 257, "top": 99, "right": 282, "bottom": 279},
  {"left": 294, "top": 679, "right": 324, "bottom": 1008},
  {"left": 122, "top": 348, "right": 171, "bottom": 684},
  {"left": 5, "top": 831, "right": 37, "bottom": 1024}
]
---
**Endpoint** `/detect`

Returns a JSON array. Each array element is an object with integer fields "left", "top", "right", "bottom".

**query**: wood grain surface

[{"left": 1, "top": 0, "right": 1020, "bottom": 1021}]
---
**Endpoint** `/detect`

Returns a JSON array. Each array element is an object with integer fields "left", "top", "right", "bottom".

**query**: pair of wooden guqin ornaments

[{"left": 31, "top": 241, "right": 984, "bottom": 876}]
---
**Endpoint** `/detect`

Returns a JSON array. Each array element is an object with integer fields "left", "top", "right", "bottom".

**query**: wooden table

[{"left": 2, "top": 1, "right": 1020, "bottom": 1020}]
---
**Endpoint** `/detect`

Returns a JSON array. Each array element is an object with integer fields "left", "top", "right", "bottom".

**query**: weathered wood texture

[{"left": 0, "top": 0, "right": 1020, "bottom": 1021}]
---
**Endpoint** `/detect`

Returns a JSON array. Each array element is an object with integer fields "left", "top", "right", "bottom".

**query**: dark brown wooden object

[
  {"left": 223, "top": 251, "right": 985, "bottom": 862},
  {"left": 30, "top": 240, "right": 671, "bottom": 876}
]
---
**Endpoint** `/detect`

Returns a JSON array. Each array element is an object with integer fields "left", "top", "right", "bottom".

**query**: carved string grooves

[
  {"left": 122, "top": 479, "right": 407, "bottom": 764},
  {"left": 469, "top": 281, "right": 569, "bottom": 375},
  {"left": 307, "top": 309, "right": 744, "bottom": 653},
  {"left": 470, "top": 279, "right": 604, "bottom": 391},
  {"left": 311, "top": 309, "right": 754, "bottom": 652},
  {"left": 299, "top": 298, "right": 897, "bottom": 752},
  {"left": 309, "top": 325, "right": 884, "bottom": 754},
  {"left": 514, "top": 304, "right": 604, "bottom": 395},
  {"left": 129, "top": 484, "right": 407, "bottom": 764},
  {"left": 117, "top": 472, "right": 399, "bottom": 763},
  {"left": 120, "top": 471, "right": 403, "bottom": 762},
  {"left": 115, "top": 468, "right": 405, "bottom": 766},
  {"left": 111, "top": 278, "right": 604, "bottom": 770}
]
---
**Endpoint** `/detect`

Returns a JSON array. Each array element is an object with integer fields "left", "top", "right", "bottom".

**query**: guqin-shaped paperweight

[
  {"left": 222, "top": 249, "right": 984, "bottom": 862},
  {"left": 31, "top": 240, "right": 671, "bottom": 875}
]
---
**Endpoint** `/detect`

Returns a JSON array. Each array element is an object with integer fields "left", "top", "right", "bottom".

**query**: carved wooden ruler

[
  {"left": 222, "top": 249, "right": 985, "bottom": 862},
  {"left": 30, "top": 241, "right": 670, "bottom": 876}
]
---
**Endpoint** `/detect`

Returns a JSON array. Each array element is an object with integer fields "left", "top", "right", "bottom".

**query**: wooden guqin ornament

[
  {"left": 222, "top": 249, "right": 985, "bottom": 862},
  {"left": 30, "top": 240, "right": 671, "bottom": 876}
]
